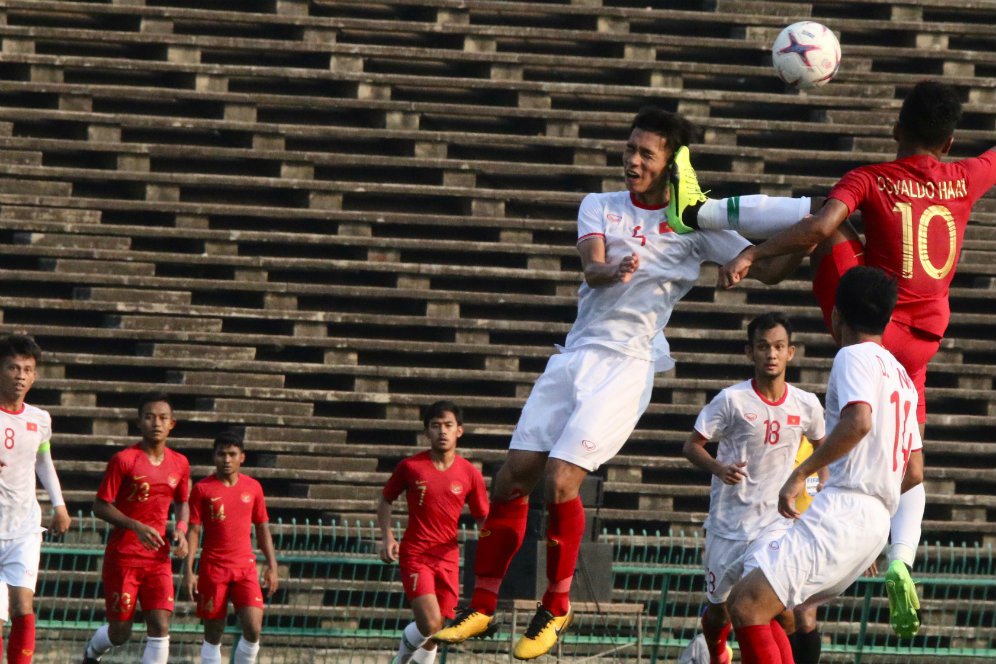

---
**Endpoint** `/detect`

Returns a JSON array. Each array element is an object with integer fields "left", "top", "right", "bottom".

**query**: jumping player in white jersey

[
  {"left": 727, "top": 266, "right": 921, "bottom": 664},
  {"left": 683, "top": 312, "right": 825, "bottom": 664},
  {"left": 433, "top": 106, "right": 800, "bottom": 660},
  {"left": 0, "top": 334, "right": 72, "bottom": 664}
]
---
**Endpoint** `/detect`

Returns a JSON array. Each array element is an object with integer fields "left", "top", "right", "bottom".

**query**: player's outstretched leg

[
  {"left": 885, "top": 559, "right": 921, "bottom": 638},
  {"left": 512, "top": 602, "right": 574, "bottom": 661}
]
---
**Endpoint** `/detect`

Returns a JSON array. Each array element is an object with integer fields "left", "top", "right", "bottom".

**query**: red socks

[
  {"left": 770, "top": 619, "right": 795, "bottom": 664},
  {"left": 471, "top": 497, "right": 529, "bottom": 615},
  {"left": 541, "top": 496, "right": 585, "bottom": 616},
  {"left": 735, "top": 623, "right": 782, "bottom": 664},
  {"left": 701, "top": 615, "right": 732, "bottom": 664},
  {"left": 8, "top": 614, "right": 36, "bottom": 664}
]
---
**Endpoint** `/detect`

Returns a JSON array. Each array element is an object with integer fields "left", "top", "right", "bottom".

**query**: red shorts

[
  {"left": 196, "top": 561, "right": 264, "bottom": 621},
  {"left": 813, "top": 239, "right": 939, "bottom": 423},
  {"left": 102, "top": 558, "right": 175, "bottom": 622},
  {"left": 398, "top": 553, "right": 459, "bottom": 619}
]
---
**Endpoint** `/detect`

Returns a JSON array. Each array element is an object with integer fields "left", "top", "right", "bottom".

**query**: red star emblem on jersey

[{"left": 777, "top": 31, "right": 820, "bottom": 67}]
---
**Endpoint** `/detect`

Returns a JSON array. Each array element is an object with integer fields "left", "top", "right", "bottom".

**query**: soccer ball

[{"left": 771, "top": 21, "right": 841, "bottom": 89}]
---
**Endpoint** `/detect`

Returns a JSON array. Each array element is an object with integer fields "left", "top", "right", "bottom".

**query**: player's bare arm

[
  {"left": 172, "top": 500, "right": 190, "bottom": 558},
  {"left": 376, "top": 496, "right": 400, "bottom": 563},
  {"left": 182, "top": 523, "right": 201, "bottom": 600},
  {"left": 778, "top": 403, "right": 871, "bottom": 519},
  {"left": 682, "top": 431, "right": 748, "bottom": 485},
  {"left": 255, "top": 521, "right": 280, "bottom": 597},
  {"left": 577, "top": 236, "right": 639, "bottom": 286},
  {"left": 720, "top": 199, "right": 851, "bottom": 288},
  {"left": 93, "top": 497, "right": 165, "bottom": 550}
]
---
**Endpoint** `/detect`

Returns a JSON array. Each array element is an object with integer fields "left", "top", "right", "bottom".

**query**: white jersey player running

[
  {"left": 728, "top": 266, "right": 922, "bottom": 664},
  {"left": 0, "top": 334, "right": 72, "bottom": 664},
  {"left": 683, "top": 312, "right": 824, "bottom": 664}
]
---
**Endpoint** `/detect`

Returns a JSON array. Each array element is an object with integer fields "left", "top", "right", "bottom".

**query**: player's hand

[
  {"left": 379, "top": 537, "right": 399, "bottom": 563},
  {"left": 616, "top": 252, "right": 640, "bottom": 283},
  {"left": 49, "top": 505, "right": 72, "bottom": 536},
  {"left": 263, "top": 564, "right": 280, "bottom": 598},
  {"left": 182, "top": 570, "right": 198, "bottom": 600},
  {"left": 133, "top": 522, "right": 166, "bottom": 551},
  {"left": 719, "top": 461, "right": 748, "bottom": 485},
  {"left": 172, "top": 529, "right": 189, "bottom": 558},
  {"left": 778, "top": 472, "right": 806, "bottom": 519},
  {"left": 864, "top": 561, "right": 879, "bottom": 577},
  {"left": 719, "top": 248, "right": 754, "bottom": 289}
]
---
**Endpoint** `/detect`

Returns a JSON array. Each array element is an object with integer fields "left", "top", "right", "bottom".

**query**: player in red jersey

[
  {"left": 377, "top": 401, "right": 489, "bottom": 664},
  {"left": 81, "top": 391, "right": 190, "bottom": 664},
  {"left": 718, "top": 80, "right": 996, "bottom": 637},
  {"left": 183, "top": 428, "right": 278, "bottom": 664},
  {"left": 0, "top": 334, "right": 71, "bottom": 664}
]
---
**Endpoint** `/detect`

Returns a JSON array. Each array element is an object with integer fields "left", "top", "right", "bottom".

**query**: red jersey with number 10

[
  {"left": 97, "top": 444, "right": 190, "bottom": 564},
  {"left": 382, "top": 451, "right": 488, "bottom": 562},
  {"left": 828, "top": 150, "right": 996, "bottom": 337},
  {"left": 189, "top": 474, "right": 268, "bottom": 569}
]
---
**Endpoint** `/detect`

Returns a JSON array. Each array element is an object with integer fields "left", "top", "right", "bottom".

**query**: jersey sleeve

[
  {"left": 831, "top": 349, "right": 877, "bottom": 415},
  {"left": 827, "top": 167, "right": 874, "bottom": 215},
  {"left": 804, "top": 393, "right": 827, "bottom": 441},
  {"left": 96, "top": 453, "right": 126, "bottom": 504},
  {"left": 174, "top": 457, "right": 191, "bottom": 503},
  {"left": 577, "top": 193, "right": 606, "bottom": 243},
  {"left": 960, "top": 149, "right": 996, "bottom": 200},
  {"left": 382, "top": 461, "right": 408, "bottom": 502},
  {"left": 467, "top": 465, "right": 489, "bottom": 521},
  {"left": 693, "top": 389, "right": 731, "bottom": 441},
  {"left": 188, "top": 483, "right": 203, "bottom": 526},
  {"left": 697, "top": 229, "right": 752, "bottom": 266},
  {"left": 252, "top": 482, "right": 269, "bottom": 524}
]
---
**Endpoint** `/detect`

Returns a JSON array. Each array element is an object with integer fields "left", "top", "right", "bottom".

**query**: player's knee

[
  {"left": 794, "top": 608, "right": 818, "bottom": 633},
  {"left": 702, "top": 602, "right": 730, "bottom": 628},
  {"left": 774, "top": 609, "right": 795, "bottom": 634},
  {"left": 242, "top": 623, "right": 262, "bottom": 642},
  {"left": 204, "top": 620, "right": 225, "bottom": 644},
  {"left": 108, "top": 622, "right": 132, "bottom": 645},
  {"left": 544, "top": 459, "right": 587, "bottom": 503},
  {"left": 146, "top": 613, "right": 170, "bottom": 638}
]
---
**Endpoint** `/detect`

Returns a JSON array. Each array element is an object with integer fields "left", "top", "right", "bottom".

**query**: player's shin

[
  {"left": 541, "top": 496, "right": 585, "bottom": 617},
  {"left": 233, "top": 637, "right": 260, "bottom": 664},
  {"left": 470, "top": 497, "right": 529, "bottom": 615},
  {"left": 789, "top": 630, "right": 821, "bottom": 664},
  {"left": 140, "top": 636, "right": 169, "bottom": 664},
  {"left": 84, "top": 624, "right": 114, "bottom": 660},
  {"left": 889, "top": 483, "right": 925, "bottom": 567},
  {"left": 769, "top": 619, "right": 795, "bottom": 664},
  {"left": 7, "top": 614, "right": 35, "bottom": 664},
  {"left": 396, "top": 621, "right": 430, "bottom": 662},
  {"left": 735, "top": 624, "right": 785, "bottom": 664},
  {"left": 701, "top": 613, "right": 732, "bottom": 664},
  {"left": 696, "top": 196, "right": 811, "bottom": 239},
  {"left": 200, "top": 640, "right": 223, "bottom": 664}
]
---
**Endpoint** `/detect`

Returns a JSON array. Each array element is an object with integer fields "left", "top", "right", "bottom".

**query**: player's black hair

[
  {"left": 835, "top": 266, "right": 897, "bottom": 335},
  {"left": 213, "top": 426, "right": 246, "bottom": 452},
  {"left": 898, "top": 80, "right": 962, "bottom": 149},
  {"left": 747, "top": 312, "right": 793, "bottom": 345},
  {"left": 137, "top": 390, "right": 173, "bottom": 416},
  {"left": 631, "top": 106, "right": 696, "bottom": 153},
  {"left": 0, "top": 334, "right": 42, "bottom": 363},
  {"left": 423, "top": 400, "right": 463, "bottom": 428}
]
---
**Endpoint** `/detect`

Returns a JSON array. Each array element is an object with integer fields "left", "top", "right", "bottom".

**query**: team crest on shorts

[
  {"left": 167, "top": 474, "right": 178, "bottom": 487},
  {"left": 769, "top": 541, "right": 780, "bottom": 551},
  {"left": 241, "top": 492, "right": 252, "bottom": 503},
  {"left": 450, "top": 482, "right": 464, "bottom": 495},
  {"left": 581, "top": 439, "right": 596, "bottom": 452}
]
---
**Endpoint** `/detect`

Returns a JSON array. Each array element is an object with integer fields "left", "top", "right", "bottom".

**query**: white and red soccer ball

[{"left": 772, "top": 21, "right": 841, "bottom": 89}]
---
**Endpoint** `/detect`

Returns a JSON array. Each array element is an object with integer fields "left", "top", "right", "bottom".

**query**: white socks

[
  {"left": 141, "top": 636, "right": 170, "bottom": 664},
  {"left": 234, "top": 638, "right": 261, "bottom": 664},
  {"left": 411, "top": 646, "right": 438, "bottom": 664},
  {"left": 201, "top": 640, "right": 223, "bottom": 664},
  {"left": 86, "top": 624, "right": 114, "bottom": 658},
  {"left": 890, "top": 482, "right": 926, "bottom": 567},
  {"left": 395, "top": 622, "right": 430, "bottom": 662},
  {"left": 697, "top": 195, "right": 811, "bottom": 239}
]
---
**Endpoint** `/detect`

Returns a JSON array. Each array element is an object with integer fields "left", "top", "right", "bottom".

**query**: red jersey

[
  {"left": 97, "top": 444, "right": 190, "bottom": 564},
  {"left": 828, "top": 150, "right": 996, "bottom": 337},
  {"left": 189, "top": 473, "right": 268, "bottom": 568},
  {"left": 382, "top": 451, "right": 488, "bottom": 562}
]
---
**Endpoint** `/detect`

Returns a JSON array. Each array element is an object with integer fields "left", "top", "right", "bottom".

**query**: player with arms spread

[
  {"left": 727, "top": 266, "right": 922, "bottom": 664},
  {"left": 82, "top": 391, "right": 190, "bottom": 664},
  {"left": 716, "top": 80, "right": 996, "bottom": 636},
  {"left": 0, "top": 334, "right": 71, "bottom": 664},
  {"left": 377, "top": 401, "right": 489, "bottom": 664},
  {"left": 183, "top": 429, "right": 278, "bottom": 664},
  {"left": 683, "top": 313, "right": 825, "bottom": 664}
]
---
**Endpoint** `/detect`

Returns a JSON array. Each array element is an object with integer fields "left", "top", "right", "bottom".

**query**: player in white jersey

[
  {"left": 0, "top": 334, "right": 72, "bottom": 663},
  {"left": 434, "top": 106, "right": 800, "bottom": 660},
  {"left": 683, "top": 312, "right": 825, "bottom": 664},
  {"left": 727, "top": 266, "right": 921, "bottom": 664}
]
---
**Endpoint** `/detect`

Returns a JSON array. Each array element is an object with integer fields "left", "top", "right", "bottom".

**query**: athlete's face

[
  {"left": 138, "top": 400, "right": 175, "bottom": 445},
  {"left": 426, "top": 412, "right": 463, "bottom": 453},
  {"left": 623, "top": 128, "right": 672, "bottom": 207},
  {"left": 214, "top": 444, "right": 245, "bottom": 477},
  {"left": 0, "top": 354, "right": 36, "bottom": 408},
  {"left": 746, "top": 324, "right": 795, "bottom": 380}
]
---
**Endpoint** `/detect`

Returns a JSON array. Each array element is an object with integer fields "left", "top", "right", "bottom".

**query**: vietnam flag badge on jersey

[
  {"left": 787, "top": 415, "right": 800, "bottom": 426},
  {"left": 26, "top": 422, "right": 37, "bottom": 432}
]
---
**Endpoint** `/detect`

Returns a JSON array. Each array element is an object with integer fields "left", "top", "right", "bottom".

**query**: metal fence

[{"left": 23, "top": 515, "right": 996, "bottom": 662}]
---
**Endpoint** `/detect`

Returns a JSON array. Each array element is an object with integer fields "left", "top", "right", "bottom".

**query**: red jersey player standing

[
  {"left": 377, "top": 401, "right": 489, "bottom": 664},
  {"left": 0, "top": 334, "right": 71, "bottom": 664},
  {"left": 718, "top": 80, "right": 996, "bottom": 638},
  {"left": 82, "top": 391, "right": 190, "bottom": 664},
  {"left": 182, "top": 429, "right": 278, "bottom": 664}
]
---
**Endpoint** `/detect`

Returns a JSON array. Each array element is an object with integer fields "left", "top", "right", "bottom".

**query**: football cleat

[
  {"left": 512, "top": 603, "right": 574, "bottom": 660},
  {"left": 885, "top": 559, "right": 921, "bottom": 638},
  {"left": 665, "top": 146, "right": 709, "bottom": 234},
  {"left": 433, "top": 607, "right": 498, "bottom": 643},
  {"left": 81, "top": 645, "right": 101, "bottom": 664}
]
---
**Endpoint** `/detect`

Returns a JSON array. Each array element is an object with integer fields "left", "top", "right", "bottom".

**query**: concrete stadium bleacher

[{"left": 0, "top": 0, "right": 995, "bottom": 657}]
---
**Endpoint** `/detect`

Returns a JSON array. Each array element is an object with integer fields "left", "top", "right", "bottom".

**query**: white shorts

[
  {"left": 0, "top": 533, "right": 42, "bottom": 593},
  {"left": 750, "top": 488, "right": 889, "bottom": 610},
  {"left": 705, "top": 520, "right": 791, "bottom": 604},
  {"left": 509, "top": 345, "right": 654, "bottom": 472}
]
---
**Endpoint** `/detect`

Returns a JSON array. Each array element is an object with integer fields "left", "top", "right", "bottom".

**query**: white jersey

[
  {"left": 567, "top": 191, "right": 751, "bottom": 371},
  {"left": 0, "top": 404, "right": 52, "bottom": 539},
  {"left": 824, "top": 342, "right": 922, "bottom": 515},
  {"left": 695, "top": 379, "right": 825, "bottom": 539}
]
